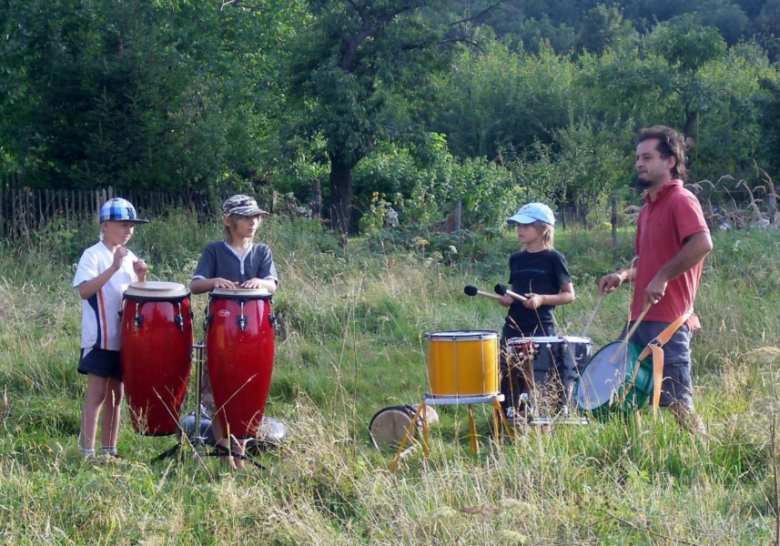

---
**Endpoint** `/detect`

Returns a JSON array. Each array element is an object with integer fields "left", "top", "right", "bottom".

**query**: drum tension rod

[
  {"left": 134, "top": 313, "right": 144, "bottom": 329},
  {"left": 174, "top": 302, "right": 184, "bottom": 331},
  {"left": 238, "top": 301, "right": 247, "bottom": 332}
]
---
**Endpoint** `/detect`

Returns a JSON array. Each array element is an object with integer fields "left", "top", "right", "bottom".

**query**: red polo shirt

[{"left": 631, "top": 180, "right": 709, "bottom": 330}]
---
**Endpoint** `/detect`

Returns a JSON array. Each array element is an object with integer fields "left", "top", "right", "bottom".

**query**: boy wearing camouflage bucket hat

[
  {"left": 73, "top": 198, "right": 149, "bottom": 459},
  {"left": 191, "top": 194, "right": 278, "bottom": 468}
]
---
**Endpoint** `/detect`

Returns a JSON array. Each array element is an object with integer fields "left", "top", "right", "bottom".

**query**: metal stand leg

[
  {"left": 388, "top": 401, "right": 427, "bottom": 472},
  {"left": 493, "top": 396, "right": 515, "bottom": 441},
  {"left": 152, "top": 342, "right": 208, "bottom": 463},
  {"left": 467, "top": 405, "right": 478, "bottom": 455},
  {"left": 151, "top": 342, "right": 267, "bottom": 470}
]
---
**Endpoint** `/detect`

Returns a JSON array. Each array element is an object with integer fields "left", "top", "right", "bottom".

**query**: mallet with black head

[
  {"left": 494, "top": 283, "right": 528, "bottom": 302},
  {"left": 464, "top": 285, "right": 503, "bottom": 301}
]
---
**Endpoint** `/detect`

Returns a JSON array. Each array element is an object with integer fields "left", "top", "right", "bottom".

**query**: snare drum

[
  {"left": 506, "top": 335, "right": 592, "bottom": 409},
  {"left": 206, "top": 288, "right": 275, "bottom": 438},
  {"left": 120, "top": 281, "right": 193, "bottom": 436},
  {"left": 575, "top": 341, "right": 650, "bottom": 419},
  {"left": 426, "top": 330, "right": 499, "bottom": 398}
]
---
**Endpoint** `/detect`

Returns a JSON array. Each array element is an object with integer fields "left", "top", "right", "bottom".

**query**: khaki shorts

[{"left": 622, "top": 321, "right": 694, "bottom": 406}]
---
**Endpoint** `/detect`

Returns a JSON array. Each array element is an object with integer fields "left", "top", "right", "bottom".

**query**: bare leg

[
  {"left": 81, "top": 374, "right": 109, "bottom": 452},
  {"left": 100, "top": 378, "right": 123, "bottom": 450},
  {"left": 211, "top": 417, "right": 247, "bottom": 469},
  {"left": 669, "top": 402, "right": 707, "bottom": 436}
]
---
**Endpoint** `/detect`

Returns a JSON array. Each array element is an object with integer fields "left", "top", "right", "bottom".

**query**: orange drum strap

[
  {"left": 637, "top": 312, "right": 691, "bottom": 416},
  {"left": 616, "top": 312, "right": 691, "bottom": 411}
]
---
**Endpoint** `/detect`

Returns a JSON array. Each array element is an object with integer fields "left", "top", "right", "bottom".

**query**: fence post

[
  {"left": 611, "top": 197, "right": 618, "bottom": 247},
  {"left": 312, "top": 179, "right": 321, "bottom": 218},
  {"left": 0, "top": 177, "right": 5, "bottom": 238}
]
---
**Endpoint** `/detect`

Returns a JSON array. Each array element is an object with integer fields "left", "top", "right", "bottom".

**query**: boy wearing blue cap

[
  {"left": 499, "top": 202, "right": 575, "bottom": 422},
  {"left": 73, "top": 198, "right": 149, "bottom": 459}
]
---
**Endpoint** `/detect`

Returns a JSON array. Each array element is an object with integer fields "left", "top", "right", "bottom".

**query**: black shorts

[
  {"left": 621, "top": 321, "right": 693, "bottom": 406},
  {"left": 78, "top": 348, "right": 122, "bottom": 381}
]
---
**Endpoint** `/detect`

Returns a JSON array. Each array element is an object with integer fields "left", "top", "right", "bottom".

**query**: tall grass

[{"left": 0, "top": 213, "right": 779, "bottom": 544}]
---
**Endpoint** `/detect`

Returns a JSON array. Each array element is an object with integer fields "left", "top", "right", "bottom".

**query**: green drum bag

[{"left": 575, "top": 341, "right": 652, "bottom": 419}]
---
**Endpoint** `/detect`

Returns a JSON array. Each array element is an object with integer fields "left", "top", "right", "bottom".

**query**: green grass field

[{"left": 1, "top": 213, "right": 779, "bottom": 545}]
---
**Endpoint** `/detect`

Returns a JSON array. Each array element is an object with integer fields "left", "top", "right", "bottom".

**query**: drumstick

[
  {"left": 624, "top": 303, "right": 652, "bottom": 342},
  {"left": 464, "top": 285, "right": 503, "bottom": 301},
  {"left": 581, "top": 292, "right": 607, "bottom": 337},
  {"left": 609, "top": 303, "right": 652, "bottom": 365},
  {"left": 493, "top": 284, "right": 528, "bottom": 302}
]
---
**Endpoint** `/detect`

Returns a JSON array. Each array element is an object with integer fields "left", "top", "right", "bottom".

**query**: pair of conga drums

[{"left": 119, "top": 282, "right": 274, "bottom": 438}]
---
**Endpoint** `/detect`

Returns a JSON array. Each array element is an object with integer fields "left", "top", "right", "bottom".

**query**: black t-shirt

[{"left": 504, "top": 249, "right": 571, "bottom": 336}]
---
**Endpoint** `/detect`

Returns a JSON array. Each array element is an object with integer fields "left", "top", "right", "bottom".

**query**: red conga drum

[
  {"left": 120, "top": 281, "right": 193, "bottom": 435},
  {"left": 206, "top": 288, "right": 275, "bottom": 439}
]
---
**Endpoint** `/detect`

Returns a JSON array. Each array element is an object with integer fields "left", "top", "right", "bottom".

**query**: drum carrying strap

[{"left": 636, "top": 311, "right": 691, "bottom": 416}]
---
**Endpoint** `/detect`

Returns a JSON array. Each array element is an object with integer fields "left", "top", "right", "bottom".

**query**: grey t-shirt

[{"left": 192, "top": 241, "right": 278, "bottom": 285}]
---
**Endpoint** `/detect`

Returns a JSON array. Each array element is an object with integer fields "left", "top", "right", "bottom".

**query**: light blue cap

[{"left": 507, "top": 202, "right": 555, "bottom": 226}]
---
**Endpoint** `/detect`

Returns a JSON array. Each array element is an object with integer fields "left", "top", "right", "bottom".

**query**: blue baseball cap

[
  {"left": 507, "top": 202, "right": 555, "bottom": 226},
  {"left": 99, "top": 198, "right": 149, "bottom": 224}
]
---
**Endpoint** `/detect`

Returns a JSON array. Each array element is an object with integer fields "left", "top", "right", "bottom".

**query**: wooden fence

[{"left": 0, "top": 174, "right": 214, "bottom": 239}]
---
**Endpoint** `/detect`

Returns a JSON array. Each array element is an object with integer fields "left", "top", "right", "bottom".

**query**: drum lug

[
  {"left": 134, "top": 314, "right": 144, "bottom": 329},
  {"left": 238, "top": 301, "right": 247, "bottom": 331},
  {"left": 174, "top": 303, "right": 184, "bottom": 332}
]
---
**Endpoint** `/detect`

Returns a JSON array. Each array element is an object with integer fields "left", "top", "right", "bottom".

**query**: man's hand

[
  {"left": 599, "top": 272, "right": 622, "bottom": 294},
  {"left": 498, "top": 294, "right": 513, "bottom": 308},
  {"left": 644, "top": 276, "right": 667, "bottom": 307}
]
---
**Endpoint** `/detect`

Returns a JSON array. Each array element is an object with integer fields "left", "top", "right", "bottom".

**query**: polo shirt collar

[{"left": 644, "top": 179, "right": 682, "bottom": 203}]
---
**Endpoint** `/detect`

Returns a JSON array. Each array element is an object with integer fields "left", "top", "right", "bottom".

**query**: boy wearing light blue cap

[
  {"left": 73, "top": 198, "right": 149, "bottom": 458},
  {"left": 499, "top": 202, "right": 576, "bottom": 423}
]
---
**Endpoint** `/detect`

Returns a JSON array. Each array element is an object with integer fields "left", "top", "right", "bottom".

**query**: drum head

[
  {"left": 369, "top": 406, "right": 416, "bottom": 449},
  {"left": 576, "top": 341, "right": 642, "bottom": 411},
  {"left": 368, "top": 405, "right": 439, "bottom": 449},
  {"left": 210, "top": 287, "right": 271, "bottom": 300},
  {"left": 426, "top": 330, "right": 498, "bottom": 341},
  {"left": 125, "top": 281, "right": 190, "bottom": 299}
]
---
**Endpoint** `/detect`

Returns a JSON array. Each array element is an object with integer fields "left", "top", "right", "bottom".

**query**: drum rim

[
  {"left": 576, "top": 340, "right": 643, "bottom": 411},
  {"left": 369, "top": 405, "right": 416, "bottom": 429},
  {"left": 506, "top": 336, "right": 562, "bottom": 344},
  {"left": 128, "top": 281, "right": 187, "bottom": 291},
  {"left": 425, "top": 329, "right": 499, "bottom": 340},
  {"left": 124, "top": 286, "right": 191, "bottom": 300},
  {"left": 561, "top": 335, "right": 592, "bottom": 343},
  {"left": 210, "top": 288, "right": 272, "bottom": 299}
]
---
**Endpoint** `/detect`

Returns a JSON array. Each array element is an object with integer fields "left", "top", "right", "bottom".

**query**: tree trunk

[
  {"left": 329, "top": 152, "right": 353, "bottom": 238},
  {"left": 683, "top": 106, "right": 697, "bottom": 141}
]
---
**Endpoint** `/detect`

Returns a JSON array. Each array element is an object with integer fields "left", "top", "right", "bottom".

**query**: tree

[
  {"left": 0, "top": 0, "right": 282, "bottom": 192},
  {"left": 577, "top": 4, "right": 638, "bottom": 55},
  {"left": 279, "top": 0, "right": 505, "bottom": 236},
  {"left": 757, "top": 77, "right": 780, "bottom": 179}
]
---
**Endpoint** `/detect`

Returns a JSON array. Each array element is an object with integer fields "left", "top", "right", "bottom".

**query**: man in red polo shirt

[{"left": 599, "top": 125, "right": 713, "bottom": 433}]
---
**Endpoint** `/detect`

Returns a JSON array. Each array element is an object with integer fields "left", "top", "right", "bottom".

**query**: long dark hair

[{"left": 637, "top": 125, "right": 689, "bottom": 181}]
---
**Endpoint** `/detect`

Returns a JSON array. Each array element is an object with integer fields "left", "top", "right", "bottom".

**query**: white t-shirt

[{"left": 73, "top": 241, "right": 139, "bottom": 351}]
